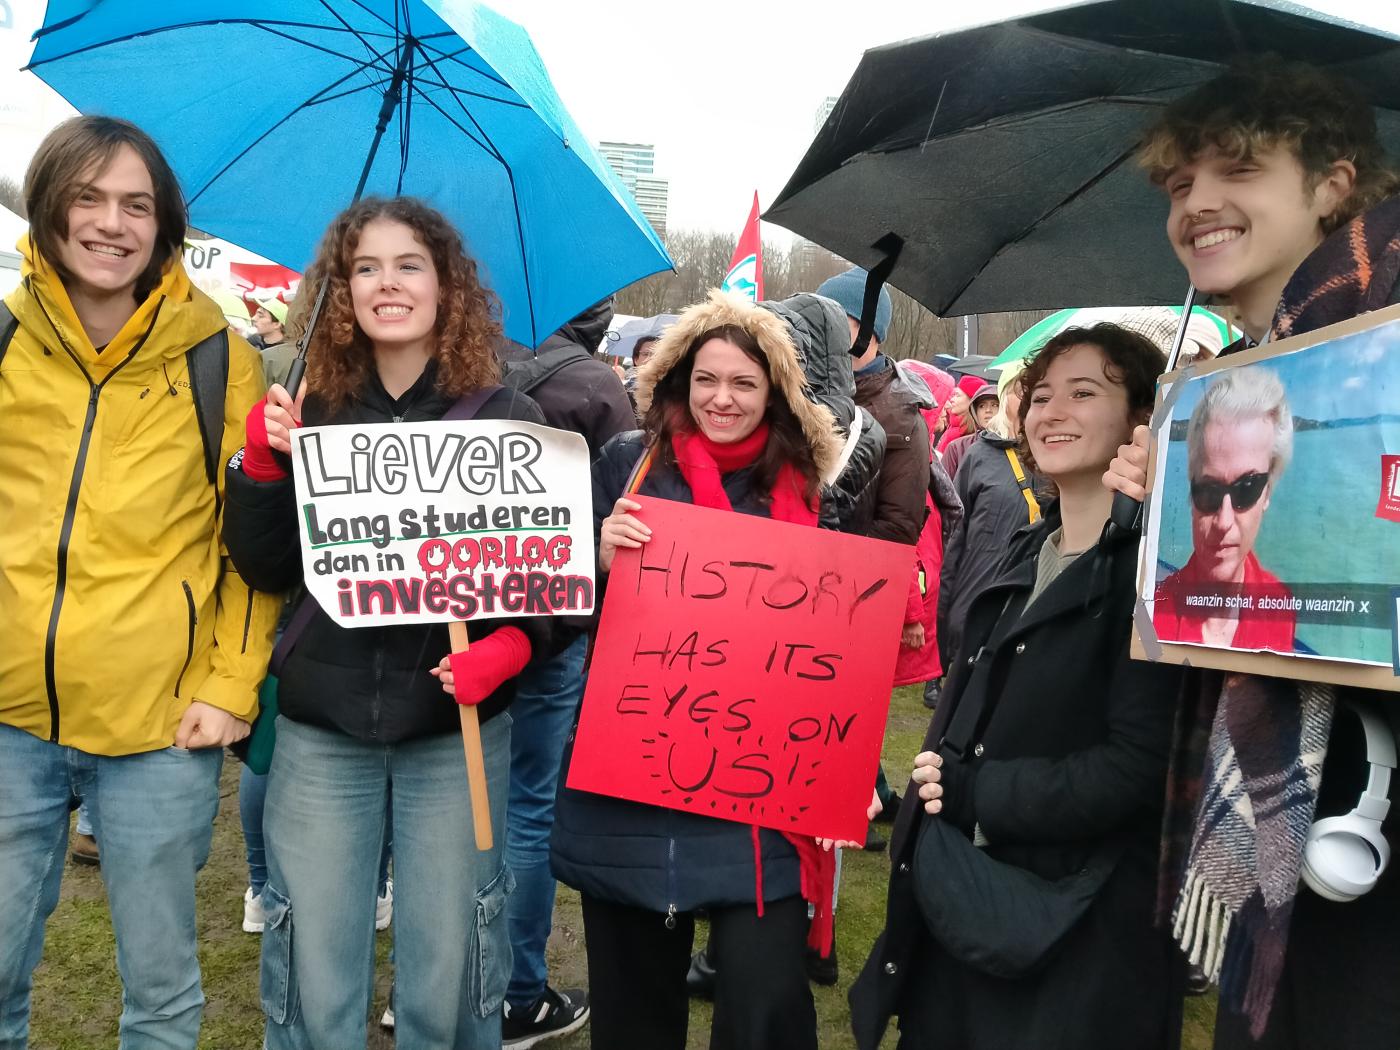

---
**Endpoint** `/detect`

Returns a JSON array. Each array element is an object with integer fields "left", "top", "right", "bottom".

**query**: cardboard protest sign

[
  {"left": 1134, "top": 304, "right": 1400, "bottom": 691},
  {"left": 290, "top": 419, "right": 594, "bottom": 627},
  {"left": 566, "top": 497, "right": 916, "bottom": 842}
]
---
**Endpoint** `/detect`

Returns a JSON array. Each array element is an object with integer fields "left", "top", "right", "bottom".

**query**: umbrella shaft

[{"left": 353, "top": 40, "right": 414, "bottom": 203}]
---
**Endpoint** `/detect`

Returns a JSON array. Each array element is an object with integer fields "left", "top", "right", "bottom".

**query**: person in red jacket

[{"left": 1152, "top": 365, "right": 1297, "bottom": 652}]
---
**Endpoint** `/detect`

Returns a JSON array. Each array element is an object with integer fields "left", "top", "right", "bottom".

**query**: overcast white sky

[{"left": 4, "top": 0, "right": 1400, "bottom": 244}]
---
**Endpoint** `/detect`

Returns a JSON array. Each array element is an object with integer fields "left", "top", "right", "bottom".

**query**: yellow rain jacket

[{"left": 0, "top": 238, "right": 280, "bottom": 756}]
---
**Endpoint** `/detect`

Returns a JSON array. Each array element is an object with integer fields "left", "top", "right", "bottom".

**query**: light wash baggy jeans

[
  {"left": 0, "top": 722, "right": 221, "bottom": 1050},
  {"left": 260, "top": 713, "right": 513, "bottom": 1050}
]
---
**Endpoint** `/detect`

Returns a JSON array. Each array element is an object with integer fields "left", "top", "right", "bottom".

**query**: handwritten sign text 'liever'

[{"left": 291, "top": 419, "right": 595, "bottom": 627}]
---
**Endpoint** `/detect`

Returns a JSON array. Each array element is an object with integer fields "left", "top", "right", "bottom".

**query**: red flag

[{"left": 720, "top": 192, "right": 764, "bottom": 301}]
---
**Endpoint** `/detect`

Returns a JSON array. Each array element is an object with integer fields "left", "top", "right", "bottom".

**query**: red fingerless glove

[
  {"left": 241, "top": 400, "right": 291, "bottom": 482},
  {"left": 448, "top": 626, "right": 532, "bottom": 706}
]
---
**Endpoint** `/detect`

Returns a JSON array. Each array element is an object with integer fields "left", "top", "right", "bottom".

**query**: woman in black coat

[
  {"left": 852, "top": 323, "right": 1184, "bottom": 1050},
  {"left": 225, "top": 197, "right": 548, "bottom": 1050}
]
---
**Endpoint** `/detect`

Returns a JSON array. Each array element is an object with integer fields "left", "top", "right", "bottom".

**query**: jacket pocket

[
  {"left": 467, "top": 866, "right": 516, "bottom": 1017},
  {"left": 259, "top": 884, "right": 300, "bottom": 1026}
]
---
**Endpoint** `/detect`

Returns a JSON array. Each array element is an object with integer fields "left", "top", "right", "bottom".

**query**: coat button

[
  {"left": 884, "top": 962, "right": 898, "bottom": 975},
  {"left": 898, "top": 862, "right": 910, "bottom": 873},
  {"left": 1015, "top": 642, "right": 1026, "bottom": 654},
  {"left": 974, "top": 743, "right": 985, "bottom": 757}
]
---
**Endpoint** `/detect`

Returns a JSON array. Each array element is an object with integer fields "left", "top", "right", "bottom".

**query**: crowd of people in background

[{"left": 1, "top": 51, "right": 1397, "bottom": 1050}]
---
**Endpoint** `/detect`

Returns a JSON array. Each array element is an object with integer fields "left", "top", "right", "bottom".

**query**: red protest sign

[{"left": 566, "top": 496, "right": 915, "bottom": 842}]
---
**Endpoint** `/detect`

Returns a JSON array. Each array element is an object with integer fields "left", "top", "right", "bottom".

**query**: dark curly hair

[
  {"left": 288, "top": 196, "right": 499, "bottom": 409},
  {"left": 1015, "top": 323, "right": 1165, "bottom": 478},
  {"left": 1139, "top": 56, "right": 1400, "bottom": 233},
  {"left": 643, "top": 324, "right": 822, "bottom": 504}
]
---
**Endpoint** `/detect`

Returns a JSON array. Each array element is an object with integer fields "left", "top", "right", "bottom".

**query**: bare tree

[
  {"left": 613, "top": 233, "right": 1052, "bottom": 362},
  {"left": 0, "top": 176, "right": 25, "bottom": 218}
]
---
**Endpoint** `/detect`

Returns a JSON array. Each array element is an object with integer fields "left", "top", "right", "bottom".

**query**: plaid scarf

[{"left": 1160, "top": 194, "right": 1400, "bottom": 1039}]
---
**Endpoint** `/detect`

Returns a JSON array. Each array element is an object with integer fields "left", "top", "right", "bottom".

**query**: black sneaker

[{"left": 502, "top": 986, "right": 590, "bottom": 1049}]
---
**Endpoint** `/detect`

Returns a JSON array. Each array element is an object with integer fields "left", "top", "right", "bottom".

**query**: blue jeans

[
  {"left": 261, "top": 715, "right": 513, "bottom": 1050},
  {"left": 0, "top": 722, "right": 221, "bottom": 1050},
  {"left": 240, "top": 765, "right": 392, "bottom": 897},
  {"left": 505, "top": 635, "right": 587, "bottom": 1009}
]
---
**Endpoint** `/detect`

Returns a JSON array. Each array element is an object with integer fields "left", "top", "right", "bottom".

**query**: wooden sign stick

[{"left": 448, "top": 620, "right": 493, "bottom": 851}]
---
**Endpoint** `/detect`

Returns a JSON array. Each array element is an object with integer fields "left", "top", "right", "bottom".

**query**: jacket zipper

[
  {"left": 240, "top": 583, "right": 254, "bottom": 653},
  {"left": 370, "top": 638, "right": 385, "bottom": 739},
  {"left": 664, "top": 835, "right": 678, "bottom": 929},
  {"left": 174, "top": 581, "right": 197, "bottom": 697},
  {"left": 33, "top": 286, "right": 163, "bottom": 742}
]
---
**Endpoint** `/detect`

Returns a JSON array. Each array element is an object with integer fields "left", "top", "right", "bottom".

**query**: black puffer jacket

[
  {"left": 223, "top": 364, "right": 551, "bottom": 742},
  {"left": 763, "top": 293, "right": 886, "bottom": 536},
  {"left": 937, "top": 431, "right": 1039, "bottom": 660},
  {"left": 499, "top": 298, "right": 635, "bottom": 457}
]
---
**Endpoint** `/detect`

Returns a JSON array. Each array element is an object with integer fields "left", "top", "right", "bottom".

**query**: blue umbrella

[{"left": 25, "top": 0, "right": 672, "bottom": 357}]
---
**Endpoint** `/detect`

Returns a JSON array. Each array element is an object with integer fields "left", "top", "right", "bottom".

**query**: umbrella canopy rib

[
  {"left": 26, "top": 20, "right": 395, "bottom": 69},
  {"left": 410, "top": 39, "right": 536, "bottom": 344},
  {"left": 187, "top": 43, "right": 399, "bottom": 206},
  {"left": 941, "top": 139, "right": 1143, "bottom": 315}
]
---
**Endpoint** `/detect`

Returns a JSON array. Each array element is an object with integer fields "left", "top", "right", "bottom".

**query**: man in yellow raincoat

[{"left": 0, "top": 116, "right": 279, "bottom": 1048}]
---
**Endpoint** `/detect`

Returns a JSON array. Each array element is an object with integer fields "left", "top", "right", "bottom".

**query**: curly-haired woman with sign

[{"left": 223, "top": 196, "right": 549, "bottom": 1050}]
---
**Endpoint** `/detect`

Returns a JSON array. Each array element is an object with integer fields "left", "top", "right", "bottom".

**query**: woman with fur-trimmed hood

[{"left": 551, "top": 292, "right": 848, "bottom": 1050}]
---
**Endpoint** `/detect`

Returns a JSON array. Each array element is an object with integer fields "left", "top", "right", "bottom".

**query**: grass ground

[{"left": 30, "top": 685, "right": 1216, "bottom": 1048}]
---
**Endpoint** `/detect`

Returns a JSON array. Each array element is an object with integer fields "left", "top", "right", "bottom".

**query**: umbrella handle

[
  {"left": 1110, "top": 490, "right": 1143, "bottom": 533},
  {"left": 282, "top": 354, "right": 307, "bottom": 400}
]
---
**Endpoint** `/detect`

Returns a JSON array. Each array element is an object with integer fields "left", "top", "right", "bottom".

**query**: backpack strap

[
  {"left": 501, "top": 343, "right": 589, "bottom": 395},
  {"left": 0, "top": 301, "right": 17, "bottom": 369},
  {"left": 186, "top": 329, "right": 230, "bottom": 489},
  {"left": 270, "top": 591, "right": 319, "bottom": 676},
  {"left": 443, "top": 383, "right": 504, "bottom": 422},
  {"left": 1004, "top": 447, "right": 1041, "bottom": 524}
]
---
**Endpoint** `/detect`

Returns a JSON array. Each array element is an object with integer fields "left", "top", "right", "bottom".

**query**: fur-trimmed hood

[{"left": 634, "top": 290, "right": 843, "bottom": 477}]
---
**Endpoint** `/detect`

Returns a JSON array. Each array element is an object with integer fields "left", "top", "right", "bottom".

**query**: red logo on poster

[
  {"left": 1378, "top": 455, "right": 1400, "bottom": 524},
  {"left": 566, "top": 497, "right": 914, "bottom": 842}
]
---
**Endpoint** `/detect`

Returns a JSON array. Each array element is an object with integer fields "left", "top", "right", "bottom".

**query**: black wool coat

[{"left": 851, "top": 507, "right": 1183, "bottom": 1050}]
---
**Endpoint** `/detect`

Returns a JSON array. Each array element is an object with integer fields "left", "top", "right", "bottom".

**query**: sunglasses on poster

[{"left": 1189, "top": 471, "right": 1270, "bottom": 514}]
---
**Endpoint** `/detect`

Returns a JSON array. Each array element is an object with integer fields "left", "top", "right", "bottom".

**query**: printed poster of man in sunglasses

[{"left": 1141, "top": 305, "right": 1400, "bottom": 678}]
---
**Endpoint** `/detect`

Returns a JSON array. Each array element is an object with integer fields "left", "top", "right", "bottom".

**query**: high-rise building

[
  {"left": 598, "top": 140, "right": 669, "bottom": 239},
  {"left": 814, "top": 96, "right": 839, "bottom": 134}
]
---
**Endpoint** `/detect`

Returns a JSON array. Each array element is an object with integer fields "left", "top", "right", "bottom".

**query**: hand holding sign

[
  {"left": 569, "top": 497, "right": 915, "bottom": 843},
  {"left": 291, "top": 417, "right": 595, "bottom": 848},
  {"left": 598, "top": 496, "right": 650, "bottom": 573}
]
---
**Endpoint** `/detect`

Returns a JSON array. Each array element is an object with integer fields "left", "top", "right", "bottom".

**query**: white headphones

[{"left": 1300, "top": 701, "right": 1395, "bottom": 903}]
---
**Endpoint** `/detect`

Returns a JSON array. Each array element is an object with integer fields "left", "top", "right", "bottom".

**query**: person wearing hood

[
  {"left": 939, "top": 381, "right": 999, "bottom": 482},
  {"left": 852, "top": 324, "right": 1181, "bottom": 1050},
  {"left": 0, "top": 116, "right": 280, "bottom": 1047},
  {"left": 936, "top": 374, "right": 985, "bottom": 454},
  {"left": 552, "top": 291, "right": 862, "bottom": 1050},
  {"left": 935, "top": 359, "right": 1044, "bottom": 665},
  {"left": 493, "top": 298, "right": 634, "bottom": 1046}
]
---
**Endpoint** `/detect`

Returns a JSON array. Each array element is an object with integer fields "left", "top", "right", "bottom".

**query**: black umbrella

[{"left": 764, "top": 0, "right": 1400, "bottom": 319}]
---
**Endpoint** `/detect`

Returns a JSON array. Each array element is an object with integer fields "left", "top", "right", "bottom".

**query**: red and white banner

[{"left": 720, "top": 192, "right": 764, "bottom": 302}]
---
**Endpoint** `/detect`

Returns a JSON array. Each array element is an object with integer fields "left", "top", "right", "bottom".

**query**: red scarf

[{"left": 670, "top": 423, "right": 836, "bottom": 956}]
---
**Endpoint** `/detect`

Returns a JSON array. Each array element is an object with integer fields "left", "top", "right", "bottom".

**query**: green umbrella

[{"left": 987, "top": 306, "right": 1237, "bottom": 368}]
